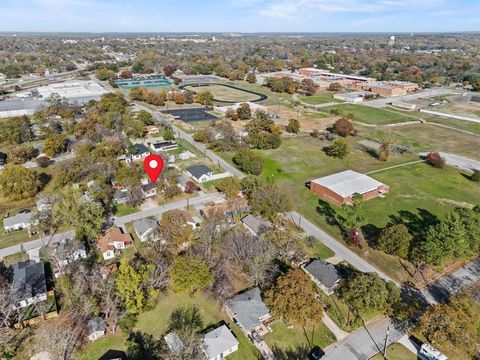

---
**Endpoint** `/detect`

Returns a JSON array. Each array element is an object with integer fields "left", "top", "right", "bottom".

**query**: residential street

[
  {"left": 0, "top": 230, "right": 75, "bottom": 258},
  {"left": 114, "top": 192, "right": 224, "bottom": 229}
]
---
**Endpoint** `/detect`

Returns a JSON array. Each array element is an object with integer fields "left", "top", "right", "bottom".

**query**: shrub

[
  {"left": 426, "top": 152, "right": 446, "bottom": 169},
  {"left": 232, "top": 148, "right": 264, "bottom": 175},
  {"left": 332, "top": 118, "right": 356, "bottom": 137},
  {"left": 286, "top": 118, "right": 300, "bottom": 133},
  {"left": 327, "top": 138, "right": 349, "bottom": 159},
  {"left": 471, "top": 170, "right": 480, "bottom": 182}
]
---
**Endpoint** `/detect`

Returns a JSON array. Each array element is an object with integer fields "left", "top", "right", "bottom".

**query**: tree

[
  {"left": 162, "top": 63, "right": 176, "bottom": 77},
  {"left": 236, "top": 103, "right": 252, "bottom": 120},
  {"left": 0, "top": 116, "right": 34, "bottom": 145},
  {"left": 194, "top": 91, "right": 214, "bottom": 106},
  {"left": 130, "top": 87, "right": 149, "bottom": 101},
  {"left": 246, "top": 72, "right": 257, "bottom": 84},
  {"left": 417, "top": 289, "right": 479, "bottom": 357},
  {"left": 249, "top": 183, "right": 291, "bottom": 221},
  {"left": 170, "top": 256, "right": 213, "bottom": 294},
  {"left": 52, "top": 187, "right": 104, "bottom": 240},
  {"left": 159, "top": 210, "right": 193, "bottom": 246},
  {"left": 9, "top": 145, "right": 38, "bottom": 164},
  {"left": 163, "top": 128, "right": 175, "bottom": 141},
  {"left": 332, "top": 118, "right": 356, "bottom": 137},
  {"left": 232, "top": 148, "right": 264, "bottom": 175},
  {"left": 265, "top": 269, "right": 323, "bottom": 325},
  {"left": 116, "top": 258, "right": 154, "bottom": 315},
  {"left": 136, "top": 110, "right": 154, "bottom": 125},
  {"left": 0, "top": 165, "right": 41, "bottom": 201},
  {"left": 376, "top": 224, "right": 412, "bottom": 258},
  {"left": 300, "top": 78, "right": 318, "bottom": 96},
  {"left": 119, "top": 69, "right": 133, "bottom": 79},
  {"left": 96, "top": 67, "right": 116, "bottom": 81},
  {"left": 167, "top": 306, "right": 203, "bottom": 359},
  {"left": 215, "top": 177, "right": 241, "bottom": 199},
  {"left": 286, "top": 118, "right": 300, "bottom": 133},
  {"left": 127, "top": 332, "right": 163, "bottom": 360},
  {"left": 43, "top": 133, "right": 69, "bottom": 157},
  {"left": 328, "top": 82, "right": 342, "bottom": 91},
  {"left": 338, "top": 272, "right": 398, "bottom": 315},
  {"left": 426, "top": 152, "right": 446, "bottom": 169},
  {"left": 327, "top": 138, "right": 349, "bottom": 159}
]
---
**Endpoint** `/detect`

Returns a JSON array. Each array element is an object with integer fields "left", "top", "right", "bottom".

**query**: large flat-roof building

[{"left": 310, "top": 170, "right": 389, "bottom": 206}]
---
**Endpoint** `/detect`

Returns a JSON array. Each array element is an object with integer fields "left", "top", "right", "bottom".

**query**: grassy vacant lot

[
  {"left": 264, "top": 321, "right": 335, "bottom": 355},
  {"left": 370, "top": 343, "right": 416, "bottom": 360},
  {"left": 76, "top": 331, "right": 127, "bottom": 360},
  {"left": 299, "top": 94, "right": 341, "bottom": 105},
  {"left": 253, "top": 135, "right": 480, "bottom": 282},
  {"left": 184, "top": 84, "right": 261, "bottom": 103},
  {"left": 320, "top": 104, "right": 415, "bottom": 125},
  {"left": 364, "top": 123, "right": 480, "bottom": 159},
  {"left": 135, "top": 292, "right": 260, "bottom": 360}
]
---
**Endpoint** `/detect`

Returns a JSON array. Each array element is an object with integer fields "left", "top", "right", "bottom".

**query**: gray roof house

[
  {"left": 202, "top": 324, "right": 239, "bottom": 360},
  {"left": 225, "top": 287, "right": 272, "bottom": 336},
  {"left": 12, "top": 260, "right": 48, "bottom": 309},
  {"left": 113, "top": 189, "right": 131, "bottom": 205},
  {"left": 185, "top": 165, "right": 213, "bottom": 183},
  {"left": 302, "top": 259, "right": 341, "bottom": 295},
  {"left": 4, "top": 212, "right": 36, "bottom": 232},
  {"left": 133, "top": 218, "right": 158, "bottom": 242},
  {"left": 86, "top": 317, "right": 107, "bottom": 341},
  {"left": 241, "top": 214, "right": 272, "bottom": 235}
]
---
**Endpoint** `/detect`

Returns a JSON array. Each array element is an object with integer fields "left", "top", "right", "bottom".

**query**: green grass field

[
  {"left": 299, "top": 94, "right": 341, "bottom": 105},
  {"left": 320, "top": 104, "right": 415, "bottom": 125},
  {"left": 370, "top": 343, "right": 416, "bottom": 360},
  {"left": 184, "top": 84, "right": 261, "bottom": 103},
  {"left": 252, "top": 136, "right": 480, "bottom": 282},
  {"left": 75, "top": 331, "right": 127, "bottom": 360},
  {"left": 264, "top": 321, "right": 335, "bottom": 355}
]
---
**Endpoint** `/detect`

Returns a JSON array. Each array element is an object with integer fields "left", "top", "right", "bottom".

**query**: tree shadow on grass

[
  {"left": 388, "top": 208, "right": 439, "bottom": 240},
  {"left": 316, "top": 200, "right": 341, "bottom": 228},
  {"left": 361, "top": 223, "right": 382, "bottom": 248},
  {"left": 38, "top": 172, "right": 52, "bottom": 189},
  {"left": 270, "top": 344, "right": 311, "bottom": 360}
]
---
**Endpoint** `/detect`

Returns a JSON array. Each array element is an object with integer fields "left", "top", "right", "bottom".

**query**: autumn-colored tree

[
  {"left": 265, "top": 268, "right": 323, "bottom": 325},
  {"left": 43, "top": 133, "right": 69, "bottom": 157},
  {"left": 120, "top": 69, "right": 133, "bottom": 79},
  {"left": 215, "top": 177, "right": 241, "bottom": 199},
  {"left": 332, "top": 118, "right": 356, "bottom": 137},
  {"left": 246, "top": 73, "right": 257, "bottom": 84},
  {"left": 286, "top": 118, "right": 300, "bottom": 133},
  {"left": 236, "top": 103, "right": 252, "bottom": 120},
  {"left": 328, "top": 82, "right": 342, "bottom": 91},
  {"left": 130, "top": 87, "right": 149, "bottom": 101},
  {"left": 426, "top": 152, "right": 446, "bottom": 169},
  {"left": 0, "top": 165, "right": 41, "bottom": 201},
  {"left": 194, "top": 91, "right": 214, "bottom": 106},
  {"left": 159, "top": 210, "right": 193, "bottom": 246}
]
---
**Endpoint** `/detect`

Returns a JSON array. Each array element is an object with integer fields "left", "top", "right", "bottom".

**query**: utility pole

[{"left": 383, "top": 326, "right": 390, "bottom": 359}]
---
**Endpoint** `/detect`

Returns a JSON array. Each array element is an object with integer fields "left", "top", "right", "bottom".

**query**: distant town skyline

[{"left": 0, "top": 0, "right": 478, "bottom": 33}]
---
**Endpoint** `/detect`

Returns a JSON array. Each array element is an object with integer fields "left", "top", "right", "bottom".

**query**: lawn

[
  {"left": 184, "top": 84, "right": 262, "bottom": 103},
  {"left": 370, "top": 343, "right": 416, "bottom": 360},
  {"left": 306, "top": 242, "right": 335, "bottom": 260},
  {"left": 113, "top": 204, "right": 138, "bottom": 217},
  {"left": 135, "top": 292, "right": 260, "bottom": 360},
  {"left": 299, "top": 94, "right": 341, "bottom": 105},
  {"left": 320, "top": 104, "right": 415, "bottom": 125},
  {"left": 252, "top": 136, "right": 480, "bottom": 283},
  {"left": 263, "top": 321, "right": 335, "bottom": 354},
  {"left": 75, "top": 331, "right": 127, "bottom": 360}
]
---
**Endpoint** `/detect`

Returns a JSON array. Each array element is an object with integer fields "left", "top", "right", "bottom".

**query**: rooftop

[
  {"left": 241, "top": 214, "right": 272, "bottom": 234},
  {"left": 311, "top": 170, "right": 386, "bottom": 198},
  {"left": 4, "top": 212, "right": 35, "bottom": 227},
  {"left": 203, "top": 325, "right": 238, "bottom": 359},
  {"left": 303, "top": 259, "right": 341, "bottom": 290},
  {"left": 97, "top": 227, "right": 133, "bottom": 254},
  {"left": 227, "top": 287, "right": 269, "bottom": 332},
  {"left": 12, "top": 260, "right": 47, "bottom": 300},
  {"left": 133, "top": 218, "right": 158, "bottom": 237},
  {"left": 186, "top": 165, "right": 213, "bottom": 179}
]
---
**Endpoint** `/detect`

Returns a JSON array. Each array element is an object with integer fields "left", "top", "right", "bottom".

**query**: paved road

[
  {"left": 288, "top": 211, "right": 396, "bottom": 284},
  {"left": 324, "top": 317, "right": 404, "bottom": 360},
  {"left": 364, "top": 88, "right": 460, "bottom": 108},
  {"left": 0, "top": 230, "right": 75, "bottom": 258},
  {"left": 114, "top": 192, "right": 224, "bottom": 228},
  {"left": 135, "top": 102, "right": 245, "bottom": 179}
]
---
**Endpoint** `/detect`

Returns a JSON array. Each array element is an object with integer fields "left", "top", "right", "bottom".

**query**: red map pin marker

[{"left": 143, "top": 154, "right": 164, "bottom": 183}]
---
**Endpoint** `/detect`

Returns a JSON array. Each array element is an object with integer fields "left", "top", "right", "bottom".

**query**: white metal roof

[
  {"left": 311, "top": 170, "right": 385, "bottom": 198},
  {"left": 202, "top": 325, "right": 238, "bottom": 359}
]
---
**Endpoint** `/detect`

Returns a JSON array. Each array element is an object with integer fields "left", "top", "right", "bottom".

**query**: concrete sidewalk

[{"left": 322, "top": 313, "right": 349, "bottom": 341}]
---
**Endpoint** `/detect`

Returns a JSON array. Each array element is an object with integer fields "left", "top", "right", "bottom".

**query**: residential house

[
  {"left": 302, "top": 259, "right": 341, "bottom": 295},
  {"left": 141, "top": 182, "right": 157, "bottom": 198},
  {"left": 12, "top": 260, "right": 48, "bottom": 309},
  {"left": 3, "top": 212, "right": 36, "bottom": 232},
  {"left": 86, "top": 317, "right": 107, "bottom": 341},
  {"left": 113, "top": 188, "right": 131, "bottom": 205},
  {"left": 176, "top": 174, "right": 190, "bottom": 192},
  {"left": 97, "top": 227, "right": 133, "bottom": 261},
  {"left": 224, "top": 287, "right": 272, "bottom": 338},
  {"left": 51, "top": 238, "right": 87, "bottom": 267},
  {"left": 202, "top": 324, "right": 239, "bottom": 360},
  {"left": 178, "top": 210, "right": 198, "bottom": 228},
  {"left": 310, "top": 170, "right": 389, "bottom": 206},
  {"left": 185, "top": 165, "right": 213, "bottom": 183},
  {"left": 133, "top": 218, "right": 158, "bottom": 242},
  {"left": 241, "top": 214, "right": 272, "bottom": 235},
  {"left": 149, "top": 141, "right": 178, "bottom": 153},
  {"left": 131, "top": 143, "right": 150, "bottom": 161},
  {"left": 178, "top": 151, "right": 196, "bottom": 160}
]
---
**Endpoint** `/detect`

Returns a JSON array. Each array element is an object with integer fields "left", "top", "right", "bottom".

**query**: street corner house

[{"left": 310, "top": 170, "right": 389, "bottom": 206}]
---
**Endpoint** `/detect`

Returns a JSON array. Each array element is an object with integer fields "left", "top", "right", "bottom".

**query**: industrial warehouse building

[{"left": 310, "top": 170, "right": 389, "bottom": 206}]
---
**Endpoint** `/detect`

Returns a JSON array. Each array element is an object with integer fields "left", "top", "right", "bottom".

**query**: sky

[{"left": 0, "top": 0, "right": 478, "bottom": 33}]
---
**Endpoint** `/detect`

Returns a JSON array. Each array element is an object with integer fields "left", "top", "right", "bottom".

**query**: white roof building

[{"left": 202, "top": 324, "right": 239, "bottom": 360}]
